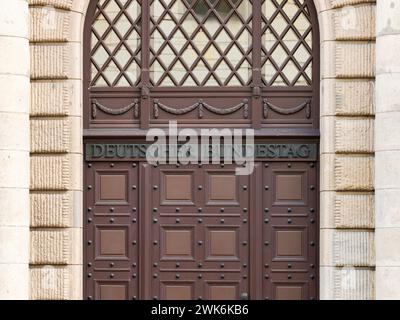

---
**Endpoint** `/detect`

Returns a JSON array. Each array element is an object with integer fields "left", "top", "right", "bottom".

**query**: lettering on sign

[{"left": 86, "top": 144, "right": 317, "bottom": 161}]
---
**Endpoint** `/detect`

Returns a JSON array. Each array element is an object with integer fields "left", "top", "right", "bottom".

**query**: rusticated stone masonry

[
  {"left": 320, "top": 0, "right": 376, "bottom": 300},
  {"left": 29, "top": 0, "right": 83, "bottom": 300}
]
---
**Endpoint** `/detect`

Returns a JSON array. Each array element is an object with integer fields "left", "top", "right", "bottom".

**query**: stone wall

[
  {"left": 26, "top": 0, "right": 377, "bottom": 299},
  {"left": 319, "top": 0, "right": 376, "bottom": 299},
  {"left": 0, "top": 0, "right": 30, "bottom": 300},
  {"left": 375, "top": 0, "right": 400, "bottom": 299},
  {"left": 28, "top": 0, "right": 84, "bottom": 300}
]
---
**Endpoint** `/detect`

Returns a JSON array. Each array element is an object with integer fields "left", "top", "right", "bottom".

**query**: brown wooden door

[
  {"left": 83, "top": 0, "right": 320, "bottom": 301},
  {"left": 149, "top": 163, "right": 250, "bottom": 300},
  {"left": 262, "top": 161, "right": 318, "bottom": 300},
  {"left": 84, "top": 161, "right": 140, "bottom": 300},
  {"left": 84, "top": 158, "right": 317, "bottom": 300}
]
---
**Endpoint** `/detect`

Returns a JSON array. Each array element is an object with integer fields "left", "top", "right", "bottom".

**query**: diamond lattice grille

[
  {"left": 90, "top": 0, "right": 142, "bottom": 87},
  {"left": 149, "top": 0, "right": 253, "bottom": 86},
  {"left": 89, "top": 0, "right": 314, "bottom": 88},
  {"left": 261, "top": 0, "right": 312, "bottom": 86}
]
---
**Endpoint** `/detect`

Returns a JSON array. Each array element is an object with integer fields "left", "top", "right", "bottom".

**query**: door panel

[
  {"left": 262, "top": 161, "right": 318, "bottom": 300},
  {"left": 150, "top": 164, "right": 250, "bottom": 300},
  {"left": 85, "top": 162, "right": 140, "bottom": 300},
  {"left": 84, "top": 160, "right": 318, "bottom": 300}
]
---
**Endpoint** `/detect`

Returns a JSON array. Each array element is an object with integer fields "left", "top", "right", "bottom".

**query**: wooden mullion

[
  {"left": 252, "top": 0, "right": 262, "bottom": 129},
  {"left": 140, "top": 0, "right": 151, "bottom": 129}
]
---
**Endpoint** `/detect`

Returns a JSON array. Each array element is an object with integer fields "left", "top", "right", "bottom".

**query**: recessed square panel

[
  {"left": 276, "top": 230, "right": 303, "bottom": 257},
  {"left": 207, "top": 283, "right": 238, "bottom": 300},
  {"left": 275, "top": 285, "right": 303, "bottom": 300},
  {"left": 96, "top": 282, "right": 129, "bottom": 300},
  {"left": 97, "top": 228, "right": 128, "bottom": 257},
  {"left": 276, "top": 175, "right": 302, "bottom": 200},
  {"left": 163, "top": 283, "right": 194, "bottom": 300},
  {"left": 209, "top": 175, "right": 236, "bottom": 201},
  {"left": 99, "top": 285, "right": 127, "bottom": 300},
  {"left": 161, "top": 228, "right": 194, "bottom": 259},
  {"left": 99, "top": 174, "right": 127, "bottom": 201},
  {"left": 207, "top": 228, "right": 238, "bottom": 258},
  {"left": 164, "top": 174, "right": 193, "bottom": 201}
]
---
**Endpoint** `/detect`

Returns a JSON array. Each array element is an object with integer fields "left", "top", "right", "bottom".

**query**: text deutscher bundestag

[{"left": 87, "top": 143, "right": 317, "bottom": 160}]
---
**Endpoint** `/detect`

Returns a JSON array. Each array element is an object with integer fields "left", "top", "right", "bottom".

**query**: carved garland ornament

[
  {"left": 153, "top": 99, "right": 249, "bottom": 119},
  {"left": 263, "top": 99, "right": 311, "bottom": 119},
  {"left": 92, "top": 99, "right": 140, "bottom": 119}
]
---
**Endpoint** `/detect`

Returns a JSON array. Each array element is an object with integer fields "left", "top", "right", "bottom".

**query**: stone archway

[{"left": 25, "top": 0, "right": 376, "bottom": 300}]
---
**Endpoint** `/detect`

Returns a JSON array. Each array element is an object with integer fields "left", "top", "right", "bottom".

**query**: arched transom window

[{"left": 89, "top": 0, "right": 315, "bottom": 88}]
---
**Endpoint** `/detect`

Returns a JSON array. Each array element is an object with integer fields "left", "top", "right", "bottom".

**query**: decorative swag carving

[
  {"left": 263, "top": 99, "right": 312, "bottom": 119},
  {"left": 91, "top": 99, "right": 140, "bottom": 119},
  {"left": 153, "top": 99, "right": 249, "bottom": 119}
]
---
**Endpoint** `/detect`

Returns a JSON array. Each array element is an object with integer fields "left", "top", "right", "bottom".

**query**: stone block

[
  {"left": 376, "top": 267, "right": 400, "bottom": 299},
  {"left": 376, "top": 0, "right": 400, "bottom": 36},
  {"left": 333, "top": 268, "right": 375, "bottom": 300},
  {"left": 68, "top": 265, "right": 83, "bottom": 300},
  {"left": 376, "top": 34, "right": 400, "bottom": 75},
  {"left": 320, "top": 116, "right": 335, "bottom": 154},
  {"left": 375, "top": 112, "right": 400, "bottom": 152},
  {"left": 30, "top": 44, "right": 69, "bottom": 79},
  {"left": 0, "top": 188, "right": 30, "bottom": 227},
  {"left": 30, "top": 155, "right": 70, "bottom": 190},
  {"left": 0, "top": 0, "right": 29, "bottom": 38},
  {"left": 375, "top": 189, "right": 400, "bottom": 228},
  {"left": 29, "top": 7, "right": 70, "bottom": 42},
  {"left": 334, "top": 4, "right": 376, "bottom": 40},
  {"left": 320, "top": 79, "right": 336, "bottom": 116},
  {"left": 331, "top": 0, "right": 376, "bottom": 9},
  {"left": 0, "top": 36, "right": 29, "bottom": 76},
  {"left": 335, "top": 80, "right": 375, "bottom": 116},
  {"left": 321, "top": 41, "right": 336, "bottom": 79},
  {"left": 375, "top": 150, "right": 400, "bottom": 189},
  {"left": 30, "top": 229, "right": 69, "bottom": 265},
  {"left": 0, "top": 264, "right": 29, "bottom": 300},
  {"left": 0, "top": 112, "right": 29, "bottom": 151},
  {"left": 319, "top": 10, "right": 335, "bottom": 42},
  {"left": 376, "top": 73, "right": 400, "bottom": 114},
  {"left": 314, "top": 0, "right": 332, "bottom": 13},
  {"left": 0, "top": 226, "right": 29, "bottom": 264},
  {"left": 30, "top": 266, "right": 69, "bottom": 300},
  {"left": 30, "top": 192, "right": 71, "bottom": 227},
  {"left": 334, "top": 193, "right": 374, "bottom": 228},
  {"left": 335, "top": 118, "right": 374, "bottom": 153},
  {"left": 334, "top": 230, "right": 375, "bottom": 266},
  {"left": 334, "top": 155, "right": 374, "bottom": 191},
  {"left": 30, "top": 118, "right": 69, "bottom": 153},
  {"left": 0, "top": 74, "right": 30, "bottom": 113},
  {"left": 0, "top": 150, "right": 29, "bottom": 189},
  {"left": 30, "top": 82, "right": 70, "bottom": 116},
  {"left": 28, "top": 0, "right": 73, "bottom": 10},
  {"left": 336, "top": 43, "right": 375, "bottom": 78},
  {"left": 320, "top": 228, "right": 335, "bottom": 266},
  {"left": 321, "top": 154, "right": 336, "bottom": 192},
  {"left": 69, "top": 116, "right": 83, "bottom": 154},
  {"left": 375, "top": 228, "right": 400, "bottom": 267}
]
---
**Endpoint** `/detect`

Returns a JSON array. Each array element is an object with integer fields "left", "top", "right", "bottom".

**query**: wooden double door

[{"left": 84, "top": 159, "right": 318, "bottom": 300}]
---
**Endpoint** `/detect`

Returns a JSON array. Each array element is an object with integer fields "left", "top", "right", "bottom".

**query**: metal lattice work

[
  {"left": 88, "top": 0, "right": 315, "bottom": 88},
  {"left": 90, "top": 0, "right": 142, "bottom": 87},
  {"left": 261, "top": 0, "right": 312, "bottom": 86},
  {"left": 149, "top": 0, "right": 253, "bottom": 86}
]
